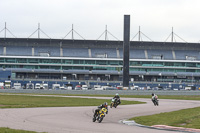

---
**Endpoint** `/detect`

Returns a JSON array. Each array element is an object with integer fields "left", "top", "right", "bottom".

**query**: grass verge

[
  {"left": 4, "top": 93, "right": 200, "bottom": 101},
  {"left": 0, "top": 94, "right": 144, "bottom": 108},
  {"left": 63, "top": 94, "right": 200, "bottom": 101},
  {"left": 129, "top": 107, "right": 200, "bottom": 129},
  {"left": 0, "top": 127, "right": 43, "bottom": 133}
]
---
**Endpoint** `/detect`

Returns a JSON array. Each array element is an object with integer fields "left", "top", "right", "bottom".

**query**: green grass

[
  {"left": 129, "top": 107, "right": 200, "bottom": 129},
  {"left": 0, "top": 127, "right": 42, "bottom": 133},
  {"left": 3, "top": 93, "right": 200, "bottom": 101},
  {"left": 0, "top": 94, "right": 144, "bottom": 108},
  {"left": 59, "top": 94, "right": 200, "bottom": 101}
]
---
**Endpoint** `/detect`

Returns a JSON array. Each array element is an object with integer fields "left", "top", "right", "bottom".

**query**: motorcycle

[
  {"left": 152, "top": 98, "right": 159, "bottom": 106},
  {"left": 110, "top": 98, "right": 119, "bottom": 108},
  {"left": 93, "top": 107, "right": 107, "bottom": 123}
]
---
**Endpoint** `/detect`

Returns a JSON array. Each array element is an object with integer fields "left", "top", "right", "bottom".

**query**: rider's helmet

[
  {"left": 104, "top": 102, "right": 108, "bottom": 107},
  {"left": 116, "top": 93, "right": 119, "bottom": 96},
  {"left": 152, "top": 93, "right": 154, "bottom": 96}
]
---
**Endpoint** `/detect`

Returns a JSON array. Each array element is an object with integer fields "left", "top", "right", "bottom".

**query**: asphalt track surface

[{"left": 0, "top": 96, "right": 200, "bottom": 133}]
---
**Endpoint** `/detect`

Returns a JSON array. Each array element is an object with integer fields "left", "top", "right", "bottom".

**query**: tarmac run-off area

[{"left": 0, "top": 95, "right": 199, "bottom": 133}]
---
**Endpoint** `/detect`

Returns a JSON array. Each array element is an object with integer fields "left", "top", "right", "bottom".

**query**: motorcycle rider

[
  {"left": 113, "top": 93, "right": 121, "bottom": 105},
  {"left": 151, "top": 93, "right": 158, "bottom": 102},
  {"left": 94, "top": 102, "right": 108, "bottom": 117}
]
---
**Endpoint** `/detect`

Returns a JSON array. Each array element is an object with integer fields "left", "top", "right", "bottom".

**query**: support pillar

[{"left": 123, "top": 15, "right": 130, "bottom": 87}]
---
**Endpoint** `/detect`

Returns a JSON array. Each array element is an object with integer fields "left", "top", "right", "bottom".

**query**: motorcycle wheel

[
  {"left": 153, "top": 101, "right": 156, "bottom": 106},
  {"left": 98, "top": 117, "right": 103, "bottom": 123},
  {"left": 156, "top": 101, "right": 159, "bottom": 106},
  {"left": 92, "top": 117, "right": 96, "bottom": 122}
]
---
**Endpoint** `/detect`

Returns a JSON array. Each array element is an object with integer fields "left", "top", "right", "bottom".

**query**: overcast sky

[{"left": 0, "top": 0, "right": 200, "bottom": 42}]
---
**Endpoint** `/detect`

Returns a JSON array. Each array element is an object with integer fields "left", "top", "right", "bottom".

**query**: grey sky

[{"left": 0, "top": 0, "right": 200, "bottom": 42}]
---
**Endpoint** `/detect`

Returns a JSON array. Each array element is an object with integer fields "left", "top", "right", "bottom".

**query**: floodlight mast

[
  {"left": 172, "top": 27, "right": 173, "bottom": 42},
  {"left": 38, "top": 23, "right": 40, "bottom": 39},
  {"left": 123, "top": 15, "right": 130, "bottom": 88}
]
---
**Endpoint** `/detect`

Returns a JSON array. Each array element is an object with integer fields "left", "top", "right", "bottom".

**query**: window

[
  {"left": 164, "top": 62, "right": 174, "bottom": 67},
  {"left": 96, "top": 60, "right": 107, "bottom": 65},
  {"left": 186, "top": 63, "right": 196, "bottom": 67},
  {"left": 63, "top": 60, "right": 72, "bottom": 64},
  {"left": 108, "top": 61, "right": 119, "bottom": 65},
  {"left": 28, "top": 59, "right": 38, "bottom": 63},
  {"left": 17, "top": 58, "right": 27, "bottom": 63},
  {"left": 0, "top": 58, "right": 4, "bottom": 63},
  {"left": 174, "top": 62, "right": 185, "bottom": 67},
  {"left": 73, "top": 60, "right": 80, "bottom": 64},
  {"left": 85, "top": 60, "right": 95, "bottom": 64},
  {"left": 5, "top": 58, "right": 15, "bottom": 63},
  {"left": 39, "top": 59, "right": 50, "bottom": 64}
]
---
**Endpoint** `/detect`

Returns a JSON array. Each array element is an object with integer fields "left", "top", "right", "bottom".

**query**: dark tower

[{"left": 123, "top": 15, "right": 130, "bottom": 87}]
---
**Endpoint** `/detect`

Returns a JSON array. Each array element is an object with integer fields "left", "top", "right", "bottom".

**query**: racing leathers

[
  {"left": 94, "top": 104, "right": 108, "bottom": 117},
  {"left": 113, "top": 95, "right": 121, "bottom": 105},
  {"left": 152, "top": 94, "right": 158, "bottom": 102}
]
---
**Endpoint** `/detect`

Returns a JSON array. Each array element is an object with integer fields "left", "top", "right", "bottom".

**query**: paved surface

[{"left": 0, "top": 96, "right": 200, "bottom": 133}]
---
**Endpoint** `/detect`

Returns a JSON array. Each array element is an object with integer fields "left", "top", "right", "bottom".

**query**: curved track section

[{"left": 0, "top": 96, "right": 199, "bottom": 133}]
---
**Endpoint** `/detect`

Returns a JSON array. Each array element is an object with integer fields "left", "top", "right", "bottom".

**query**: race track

[{"left": 0, "top": 96, "right": 200, "bottom": 133}]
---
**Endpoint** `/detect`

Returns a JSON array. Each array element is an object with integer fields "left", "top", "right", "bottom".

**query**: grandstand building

[{"left": 0, "top": 38, "right": 200, "bottom": 89}]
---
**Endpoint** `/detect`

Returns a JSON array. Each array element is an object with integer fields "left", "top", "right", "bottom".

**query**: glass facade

[{"left": 0, "top": 56, "right": 200, "bottom": 72}]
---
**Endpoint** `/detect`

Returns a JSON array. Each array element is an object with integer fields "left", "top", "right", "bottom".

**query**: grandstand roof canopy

[{"left": 0, "top": 38, "right": 200, "bottom": 51}]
